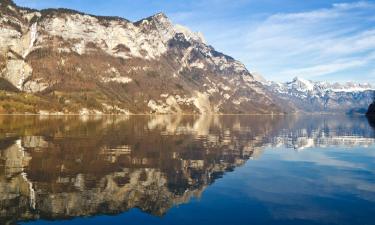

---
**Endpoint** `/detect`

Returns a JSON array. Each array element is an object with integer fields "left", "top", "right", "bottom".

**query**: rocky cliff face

[
  {"left": 264, "top": 77, "right": 374, "bottom": 113},
  {"left": 0, "top": 0, "right": 285, "bottom": 114}
]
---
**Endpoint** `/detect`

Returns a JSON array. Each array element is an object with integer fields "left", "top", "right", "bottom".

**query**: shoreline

[{"left": 0, "top": 112, "right": 367, "bottom": 116}]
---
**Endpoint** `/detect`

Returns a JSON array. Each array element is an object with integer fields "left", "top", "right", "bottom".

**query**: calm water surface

[{"left": 0, "top": 115, "right": 374, "bottom": 225}]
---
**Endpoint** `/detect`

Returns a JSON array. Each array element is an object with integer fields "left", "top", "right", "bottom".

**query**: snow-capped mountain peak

[
  {"left": 288, "top": 77, "right": 315, "bottom": 92},
  {"left": 265, "top": 77, "right": 375, "bottom": 113}
]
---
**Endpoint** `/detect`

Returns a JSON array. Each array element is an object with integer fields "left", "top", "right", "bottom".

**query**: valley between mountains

[{"left": 0, "top": 0, "right": 373, "bottom": 115}]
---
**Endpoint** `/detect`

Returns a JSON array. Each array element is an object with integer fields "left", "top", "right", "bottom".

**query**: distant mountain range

[
  {"left": 263, "top": 77, "right": 374, "bottom": 113},
  {"left": 0, "top": 0, "right": 373, "bottom": 115}
]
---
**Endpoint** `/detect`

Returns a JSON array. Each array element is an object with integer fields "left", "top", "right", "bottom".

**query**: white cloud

[
  {"left": 174, "top": 1, "right": 375, "bottom": 83},
  {"left": 281, "top": 60, "right": 366, "bottom": 78},
  {"left": 239, "top": 1, "right": 375, "bottom": 82},
  {"left": 280, "top": 52, "right": 375, "bottom": 78}
]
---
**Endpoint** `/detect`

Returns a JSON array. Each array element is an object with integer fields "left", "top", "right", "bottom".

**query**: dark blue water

[{"left": 0, "top": 115, "right": 374, "bottom": 225}]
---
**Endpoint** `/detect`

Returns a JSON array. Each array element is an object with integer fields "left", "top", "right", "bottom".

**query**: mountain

[
  {"left": 367, "top": 103, "right": 375, "bottom": 128},
  {"left": 0, "top": 0, "right": 285, "bottom": 115},
  {"left": 367, "top": 97, "right": 375, "bottom": 117},
  {"left": 263, "top": 77, "right": 374, "bottom": 113}
]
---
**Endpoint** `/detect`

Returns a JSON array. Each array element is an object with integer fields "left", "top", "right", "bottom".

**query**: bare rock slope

[{"left": 0, "top": 0, "right": 286, "bottom": 114}]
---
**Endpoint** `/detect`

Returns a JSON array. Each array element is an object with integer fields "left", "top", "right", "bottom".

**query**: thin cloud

[
  {"left": 241, "top": 1, "right": 375, "bottom": 82},
  {"left": 280, "top": 52, "right": 375, "bottom": 78},
  {"left": 174, "top": 0, "right": 375, "bottom": 83}
]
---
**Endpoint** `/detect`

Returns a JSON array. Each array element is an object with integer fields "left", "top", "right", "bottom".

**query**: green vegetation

[
  {"left": 0, "top": 91, "right": 48, "bottom": 113},
  {"left": 0, "top": 90, "right": 116, "bottom": 114},
  {"left": 53, "top": 91, "right": 106, "bottom": 111}
]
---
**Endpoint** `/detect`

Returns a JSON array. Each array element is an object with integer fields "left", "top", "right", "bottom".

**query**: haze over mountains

[{"left": 0, "top": 0, "right": 373, "bottom": 114}]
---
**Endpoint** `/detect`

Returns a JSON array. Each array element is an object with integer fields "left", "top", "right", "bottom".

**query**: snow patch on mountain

[
  {"left": 269, "top": 77, "right": 375, "bottom": 94},
  {"left": 290, "top": 77, "right": 314, "bottom": 91},
  {"left": 265, "top": 77, "right": 375, "bottom": 112}
]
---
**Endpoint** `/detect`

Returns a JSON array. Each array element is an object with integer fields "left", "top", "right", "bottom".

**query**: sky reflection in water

[{"left": 0, "top": 115, "right": 373, "bottom": 225}]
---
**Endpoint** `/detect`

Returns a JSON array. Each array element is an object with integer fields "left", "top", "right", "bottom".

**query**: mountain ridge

[
  {"left": 261, "top": 76, "right": 374, "bottom": 113},
  {"left": 0, "top": 0, "right": 287, "bottom": 114}
]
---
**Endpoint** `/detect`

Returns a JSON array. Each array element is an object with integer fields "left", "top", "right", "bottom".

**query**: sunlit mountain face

[{"left": 0, "top": 115, "right": 374, "bottom": 225}]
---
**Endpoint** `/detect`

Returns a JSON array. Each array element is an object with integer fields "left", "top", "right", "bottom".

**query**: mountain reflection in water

[{"left": 0, "top": 115, "right": 374, "bottom": 224}]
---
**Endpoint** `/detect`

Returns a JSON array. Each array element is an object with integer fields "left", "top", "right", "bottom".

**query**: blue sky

[{"left": 14, "top": 0, "right": 375, "bottom": 83}]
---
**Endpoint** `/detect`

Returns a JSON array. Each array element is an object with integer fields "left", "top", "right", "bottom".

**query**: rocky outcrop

[{"left": 0, "top": 0, "right": 287, "bottom": 114}]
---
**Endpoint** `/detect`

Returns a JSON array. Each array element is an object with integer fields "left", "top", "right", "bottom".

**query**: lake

[{"left": 0, "top": 115, "right": 374, "bottom": 225}]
